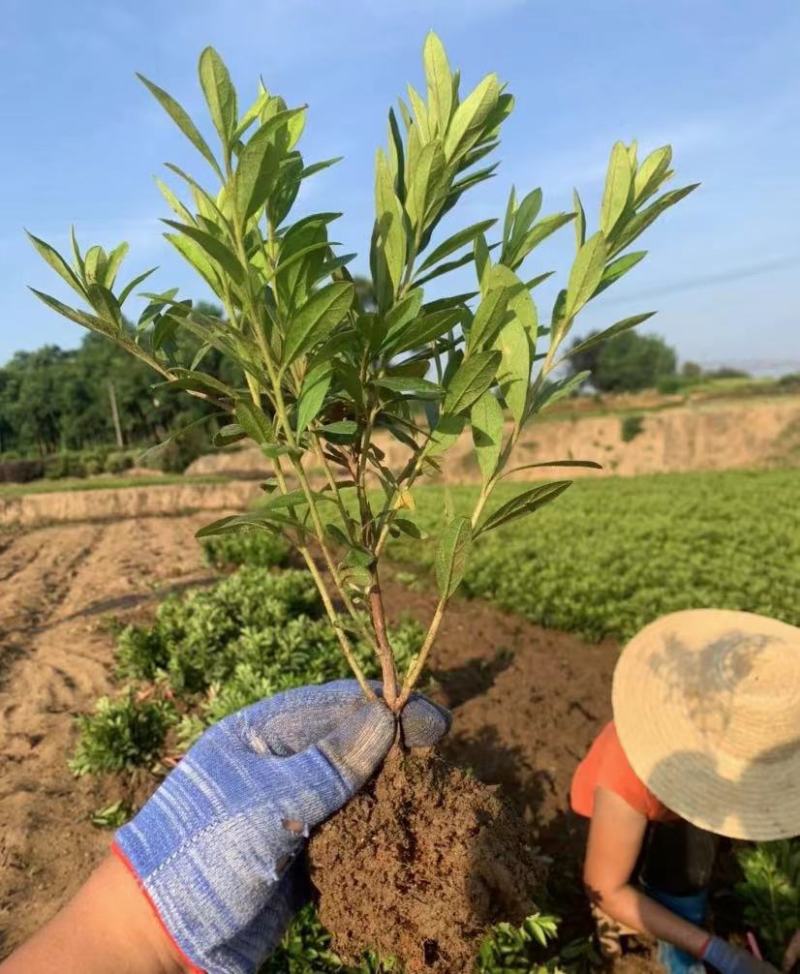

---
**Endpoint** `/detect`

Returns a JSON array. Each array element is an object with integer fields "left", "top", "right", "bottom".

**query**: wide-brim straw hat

[{"left": 613, "top": 608, "right": 800, "bottom": 841}]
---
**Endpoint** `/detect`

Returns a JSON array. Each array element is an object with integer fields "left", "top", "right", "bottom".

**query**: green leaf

[
  {"left": 565, "top": 313, "right": 656, "bottom": 359},
  {"left": 610, "top": 184, "right": 699, "bottom": 256},
  {"left": 318, "top": 420, "right": 359, "bottom": 439},
  {"left": 594, "top": 250, "right": 647, "bottom": 297},
  {"left": 471, "top": 391, "right": 504, "bottom": 484},
  {"left": 500, "top": 459, "right": 602, "bottom": 480},
  {"left": 573, "top": 189, "right": 586, "bottom": 248},
  {"left": 118, "top": 267, "right": 158, "bottom": 307},
  {"left": 634, "top": 145, "right": 672, "bottom": 204},
  {"left": 162, "top": 220, "right": 243, "bottom": 283},
  {"left": 375, "top": 376, "right": 443, "bottom": 399},
  {"left": 26, "top": 232, "right": 85, "bottom": 298},
  {"left": 468, "top": 287, "right": 510, "bottom": 353},
  {"left": 235, "top": 400, "right": 274, "bottom": 444},
  {"left": 382, "top": 289, "right": 424, "bottom": 343},
  {"left": 213, "top": 423, "right": 247, "bottom": 447},
  {"left": 512, "top": 187, "right": 543, "bottom": 243},
  {"left": 393, "top": 517, "right": 427, "bottom": 540},
  {"left": 136, "top": 73, "right": 222, "bottom": 180},
  {"left": 507, "top": 212, "right": 576, "bottom": 270},
  {"left": 102, "top": 243, "right": 128, "bottom": 290},
  {"left": 139, "top": 412, "right": 221, "bottom": 466},
  {"left": 29, "top": 288, "right": 118, "bottom": 337},
  {"left": 427, "top": 412, "right": 466, "bottom": 455},
  {"left": 502, "top": 186, "right": 517, "bottom": 250},
  {"left": 528, "top": 371, "right": 588, "bottom": 417},
  {"left": 371, "top": 150, "right": 407, "bottom": 309},
  {"left": 442, "top": 349, "right": 501, "bottom": 415},
  {"left": 486, "top": 265, "right": 534, "bottom": 424},
  {"left": 386, "top": 308, "right": 463, "bottom": 355},
  {"left": 435, "top": 516, "right": 473, "bottom": 598},
  {"left": 296, "top": 362, "right": 333, "bottom": 435},
  {"left": 282, "top": 281, "right": 354, "bottom": 367},
  {"left": 164, "top": 233, "right": 221, "bottom": 294},
  {"left": 423, "top": 32, "right": 453, "bottom": 133},
  {"left": 600, "top": 141, "right": 632, "bottom": 236},
  {"left": 236, "top": 109, "right": 305, "bottom": 219},
  {"left": 406, "top": 140, "right": 446, "bottom": 229},
  {"left": 199, "top": 47, "right": 237, "bottom": 148},
  {"left": 565, "top": 231, "right": 607, "bottom": 318},
  {"left": 479, "top": 481, "right": 572, "bottom": 535},
  {"left": 444, "top": 73, "right": 500, "bottom": 161}
]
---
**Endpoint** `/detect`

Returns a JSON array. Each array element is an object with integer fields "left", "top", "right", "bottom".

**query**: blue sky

[{"left": 2, "top": 0, "right": 799, "bottom": 372}]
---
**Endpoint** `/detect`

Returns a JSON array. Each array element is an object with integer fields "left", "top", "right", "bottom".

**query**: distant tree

[
  {"left": 569, "top": 330, "right": 677, "bottom": 393},
  {"left": 681, "top": 361, "right": 703, "bottom": 379}
]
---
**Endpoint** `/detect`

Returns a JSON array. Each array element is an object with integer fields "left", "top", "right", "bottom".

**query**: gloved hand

[
  {"left": 113, "top": 679, "right": 450, "bottom": 974},
  {"left": 703, "top": 937, "right": 781, "bottom": 974}
]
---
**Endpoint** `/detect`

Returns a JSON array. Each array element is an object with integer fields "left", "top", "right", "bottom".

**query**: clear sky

[{"left": 2, "top": 0, "right": 799, "bottom": 372}]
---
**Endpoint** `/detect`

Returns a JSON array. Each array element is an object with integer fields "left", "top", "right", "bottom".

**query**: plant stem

[
  {"left": 397, "top": 594, "right": 445, "bottom": 708},
  {"left": 367, "top": 574, "right": 398, "bottom": 709}
]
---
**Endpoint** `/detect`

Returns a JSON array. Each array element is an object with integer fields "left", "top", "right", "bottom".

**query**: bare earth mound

[{"left": 309, "top": 747, "right": 546, "bottom": 974}]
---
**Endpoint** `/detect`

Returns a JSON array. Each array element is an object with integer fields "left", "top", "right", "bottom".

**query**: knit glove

[
  {"left": 703, "top": 937, "right": 781, "bottom": 974},
  {"left": 113, "top": 680, "right": 449, "bottom": 974}
]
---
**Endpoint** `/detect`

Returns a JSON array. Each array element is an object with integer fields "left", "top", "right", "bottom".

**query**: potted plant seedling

[{"left": 29, "top": 34, "right": 695, "bottom": 971}]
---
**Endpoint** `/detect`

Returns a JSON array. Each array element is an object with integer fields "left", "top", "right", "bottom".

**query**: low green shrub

[
  {"left": 736, "top": 840, "right": 800, "bottom": 966},
  {"left": 105, "top": 450, "right": 135, "bottom": 474},
  {"left": 202, "top": 529, "right": 292, "bottom": 570},
  {"left": 620, "top": 414, "right": 645, "bottom": 442},
  {"left": 69, "top": 692, "right": 176, "bottom": 775}
]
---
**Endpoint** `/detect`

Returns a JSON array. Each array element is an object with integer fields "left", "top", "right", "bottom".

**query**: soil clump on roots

[{"left": 309, "top": 747, "right": 547, "bottom": 973}]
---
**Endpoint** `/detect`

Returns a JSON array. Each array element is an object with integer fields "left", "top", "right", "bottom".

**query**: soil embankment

[{"left": 187, "top": 397, "right": 800, "bottom": 482}]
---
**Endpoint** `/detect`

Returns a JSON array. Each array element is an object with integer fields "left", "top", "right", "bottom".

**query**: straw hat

[{"left": 613, "top": 609, "right": 800, "bottom": 841}]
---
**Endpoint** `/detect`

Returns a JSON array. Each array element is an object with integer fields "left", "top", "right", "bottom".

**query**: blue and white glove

[
  {"left": 113, "top": 679, "right": 450, "bottom": 974},
  {"left": 703, "top": 937, "right": 781, "bottom": 974}
]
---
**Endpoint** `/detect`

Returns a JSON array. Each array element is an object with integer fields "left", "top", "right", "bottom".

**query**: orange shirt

[{"left": 571, "top": 722, "right": 674, "bottom": 821}]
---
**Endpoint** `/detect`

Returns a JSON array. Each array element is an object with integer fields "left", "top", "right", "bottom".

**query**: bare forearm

[
  {"left": 595, "top": 883, "right": 709, "bottom": 958},
  {"left": 0, "top": 853, "right": 188, "bottom": 974}
]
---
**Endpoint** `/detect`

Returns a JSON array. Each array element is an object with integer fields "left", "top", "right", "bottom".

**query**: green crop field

[{"left": 390, "top": 469, "right": 800, "bottom": 642}]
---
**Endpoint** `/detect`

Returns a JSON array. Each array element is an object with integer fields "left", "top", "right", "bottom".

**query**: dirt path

[{"left": 0, "top": 516, "right": 214, "bottom": 954}]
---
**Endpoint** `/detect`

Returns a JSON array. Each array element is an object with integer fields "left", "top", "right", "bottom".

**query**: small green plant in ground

[
  {"left": 736, "top": 840, "right": 800, "bottom": 966},
  {"left": 620, "top": 414, "right": 644, "bottom": 442},
  {"left": 202, "top": 528, "right": 292, "bottom": 569},
  {"left": 70, "top": 692, "right": 176, "bottom": 775},
  {"left": 91, "top": 800, "right": 132, "bottom": 828}
]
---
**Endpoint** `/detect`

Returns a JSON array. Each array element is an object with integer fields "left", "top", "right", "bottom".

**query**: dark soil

[{"left": 309, "top": 747, "right": 547, "bottom": 973}]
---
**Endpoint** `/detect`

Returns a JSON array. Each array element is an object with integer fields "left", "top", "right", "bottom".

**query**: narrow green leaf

[
  {"left": 565, "top": 231, "right": 607, "bottom": 317},
  {"left": 213, "top": 423, "right": 247, "bottom": 447},
  {"left": 386, "top": 307, "right": 463, "bottom": 355},
  {"left": 87, "top": 283, "right": 123, "bottom": 330},
  {"left": 479, "top": 481, "right": 572, "bottom": 534},
  {"left": 443, "top": 349, "right": 501, "bottom": 415},
  {"left": 418, "top": 219, "right": 497, "bottom": 274},
  {"left": 372, "top": 148, "right": 407, "bottom": 305},
  {"left": 471, "top": 391, "right": 504, "bottom": 484},
  {"left": 26, "top": 232, "right": 85, "bottom": 298},
  {"left": 423, "top": 32, "right": 453, "bottom": 133},
  {"left": 634, "top": 146, "right": 672, "bottom": 204},
  {"left": 501, "top": 459, "right": 602, "bottom": 480},
  {"left": 29, "top": 288, "right": 117, "bottom": 337},
  {"left": 573, "top": 189, "right": 586, "bottom": 249},
  {"left": 407, "top": 83, "right": 431, "bottom": 142},
  {"left": 503, "top": 186, "right": 517, "bottom": 250},
  {"left": 84, "top": 245, "right": 106, "bottom": 284},
  {"left": 296, "top": 362, "right": 332, "bottom": 434},
  {"left": 427, "top": 412, "right": 466, "bottom": 455},
  {"left": 104, "top": 242, "right": 129, "bottom": 289},
  {"left": 383, "top": 289, "right": 424, "bottom": 342},
  {"left": 136, "top": 72, "right": 222, "bottom": 180},
  {"left": 406, "top": 140, "right": 446, "bottom": 229},
  {"left": 508, "top": 211, "right": 576, "bottom": 270},
  {"left": 319, "top": 420, "right": 359, "bottom": 438},
  {"left": 282, "top": 281, "right": 354, "bottom": 367},
  {"left": 236, "top": 109, "right": 305, "bottom": 219},
  {"left": 374, "top": 376, "right": 443, "bottom": 399},
  {"left": 156, "top": 178, "right": 194, "bottom": 223},
  {"left": 435, "top": 516, "right": 473, "bottom": 598},
  {"left": 393, "top": 517, "right": 427, "bottom": 540},
  {"left": 600, "top": 141, "right": 632, "bottom": 236},
  {"left": 444, "top": 73, "right": 500, "bottom": 161},
  {"left": 235, "top": 400, "right": 275, "bottom": 444},
  {"left": 199, "top": 47, "right": 237, "bottom": 147},
  {"left": 610, "top": 184, "right": 699, "bottom": 256},
  {"left": 468, "top": 287, "right": 510, "bottom": 353},
  {"left": 528, "top": 371, "right": 589, "bottom": 417},
  {"left": 565, "top": 313, "right": 655, "bottom": 359},
  {"left": 593, "top": 250, "right": 647, "bottom": 297},
  {"left": 512, "top": 187, "right": 543, "bottom": 242},
  {"left": 164, "top": 233, "right": 221, "bottom": 295},
  {"left": 118, "top": 267, "right": 157, "bottom": 307},
  {"left": 162, "top": 220, "right": 243, "bottom": 283}
]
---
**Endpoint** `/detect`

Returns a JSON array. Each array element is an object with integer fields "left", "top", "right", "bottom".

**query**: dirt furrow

[{"left": 0, "top": 515, "right": 213, "bottom": 955}]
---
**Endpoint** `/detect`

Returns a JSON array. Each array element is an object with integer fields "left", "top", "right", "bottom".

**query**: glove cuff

[{"left": 111, "top": 842, "right": 205, "bottom": 974}]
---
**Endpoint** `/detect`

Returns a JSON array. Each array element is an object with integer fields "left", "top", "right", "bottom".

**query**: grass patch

[{"left": 0, "top": 473, "right": 228, "bottom": 499}]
